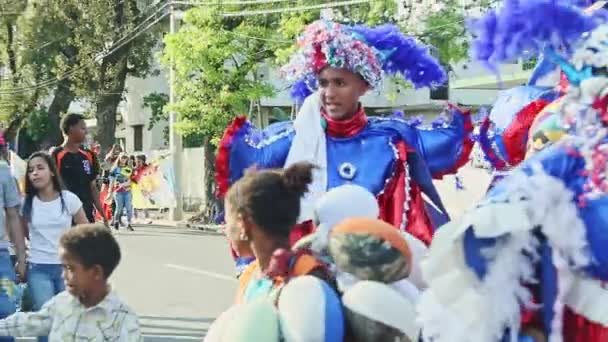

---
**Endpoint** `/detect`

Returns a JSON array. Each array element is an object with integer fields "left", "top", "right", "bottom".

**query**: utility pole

[{"left": 169, "top": 3, "right": 184, "bottom": 221}]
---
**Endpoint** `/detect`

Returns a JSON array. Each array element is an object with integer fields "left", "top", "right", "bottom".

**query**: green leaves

[
  {"left": 417, "top": 0, "right": 469, "bottom": 66},
  {"left": 0, "top": 0, "right": 159, "bottom": 150}
]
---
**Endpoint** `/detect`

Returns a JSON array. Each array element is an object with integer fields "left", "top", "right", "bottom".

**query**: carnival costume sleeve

[
  {"left": 418, "top": 144, "right": 599, "bottom": 342},
  {"left": 479, "top": 86, "right": 560, "bottom": 172},
  {"left": 215, "top": 118, "right": 295, "bottom": 197},
  {"left": 408, "top": 105, "right": 474, "bottom": 179}
]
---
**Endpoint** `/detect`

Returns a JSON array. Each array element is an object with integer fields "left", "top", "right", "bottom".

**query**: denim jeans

[
  {"left": 0, "top": 250, "right": 16, "bottom": 342},
  {"left": 114, "top": 191, "right": 133, "bottom": 224},
  {"left": 27, "top": 263, "right": 64, "bottom": 342}
]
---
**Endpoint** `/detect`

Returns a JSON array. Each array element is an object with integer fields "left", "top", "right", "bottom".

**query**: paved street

[{"left": 111, "top": 226, "right": 237, "bottom": 340}]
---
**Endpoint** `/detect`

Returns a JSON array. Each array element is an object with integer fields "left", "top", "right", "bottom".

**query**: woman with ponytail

[
  {"left": 206, "top": 162, "right": 344, "bottom": 342},
  {"left": 224, "top": 162, "right": 334, "bottom": 304}
]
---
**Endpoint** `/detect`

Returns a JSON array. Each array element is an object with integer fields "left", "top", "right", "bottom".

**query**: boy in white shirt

[{"left": 0, "top": 224, "right": 142, "bottom": 341}]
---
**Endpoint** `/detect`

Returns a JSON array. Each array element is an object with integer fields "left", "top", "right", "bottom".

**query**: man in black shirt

[{"left": 51, "top": 114, "right": 108, "bottom": 226}]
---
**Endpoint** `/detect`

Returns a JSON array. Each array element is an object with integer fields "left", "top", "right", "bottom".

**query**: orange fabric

[
  {"left": 234, "top": 255, "right": 323, "bottom": 304},
  {"left": 332, "top": 217, "right": 412, "bottom": 263},
  {"left": 55, "top": 149, "right": 68, "bottom": 171},
  {"left": 235, "top": 261, "right": 259, "bottom": 304},
  {"left": 292, "top": 254, "right": 323, "bottom": 277},
  {"left": 54, "top": 148, "right": 94, "bottom": 171}
]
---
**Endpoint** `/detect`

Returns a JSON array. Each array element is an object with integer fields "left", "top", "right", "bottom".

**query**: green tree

[
  {"left": 160, "top": 1, "right": 403, "bottom": 221},
  {"left": 161, "top": 5, "right": 285, "bottom": 221},
  {"left": 416, "top": 0, "right": 469, "bottom": 72},
  {"left": 0, "top": 0, "right": 46, "bottom": 150},
  {"left": 415, "top": 0, "right": 498, "bottom": 70},
  {"left": 0, "top": 0, "right": 158, "bottom": 153}
]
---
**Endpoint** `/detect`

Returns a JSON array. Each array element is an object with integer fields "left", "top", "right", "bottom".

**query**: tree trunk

[
  {"left": 40, "top": 79, "right": 75, "bottom": 149},
  {"left": 201, "top": 138, "right": 222, "bottom": 223},
  {"left": 94, "top": 56, "right": 129, "bottom": 152},
  {"left": 4, "top": 118, "right": 21, "bottom": 150}
]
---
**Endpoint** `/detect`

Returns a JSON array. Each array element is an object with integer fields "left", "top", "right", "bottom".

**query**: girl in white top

[{"left": 21, "top": 151, "right": 88, "bottom": 342}]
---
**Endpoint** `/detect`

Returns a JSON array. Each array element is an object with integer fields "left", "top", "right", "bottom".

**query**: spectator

[
  {"left": 133, "top": 154, "right": 152, "bottom": 224},
  {"left": 0, "top": 136, "right": 26, "bottom": 342},
  {"left": 0, "top": 224, "right": 142, "bottom": 340},
  {"left": 224, "top": 162, "right": 334, "bottom": 304},
  {"left": 21, "top": 152, "right": 89, "bottom": 342},
  {"left": 107, "top": 154, "right": 135, "bottom": 231},
  {"left": 51, "top": 114, "right": 107, "bottom": 226}
]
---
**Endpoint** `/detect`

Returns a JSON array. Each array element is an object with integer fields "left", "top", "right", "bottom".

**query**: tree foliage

[
  {"left": 415, "top": 0, "right": 498, "bottom": 69},
  {"left": 157, "top": 1, "right": 403, "bottom": 221},
  {"left": 0, "top": 0, "right": 158, "bottom": 154},
  {"left": 161, "top": 1, "right": 400, "bottom": 147}
]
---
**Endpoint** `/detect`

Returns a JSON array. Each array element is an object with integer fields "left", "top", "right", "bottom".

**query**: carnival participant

[
  {"left": 477, "top": 0, "right": 606, "bottom": 191},
  {"left": 107, "top": 154, "right": 134, "bottom": 232},
  {"left": 216, "top": 19, "right": 474, "bottom": 248},
  {"left": 419, "top": 1, "right": 608, "bottom": 341}
]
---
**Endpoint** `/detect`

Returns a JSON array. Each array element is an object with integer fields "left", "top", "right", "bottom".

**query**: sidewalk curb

[
  {"left": 141, "top": 220, "right": 223, "bottom": 235},
  {"left": 181, "top": 222, "right": 223, "bottom": 235}
]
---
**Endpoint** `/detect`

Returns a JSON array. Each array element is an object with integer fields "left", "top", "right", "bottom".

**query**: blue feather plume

[
  {"left": 391, "top": 110, "right": 406, "bottom": 119},
  {"left": 469, "top": 0, "right": 607, "bottom": 71},
  {"left": 406, "top": 114, "right": 425, "bottom": 127},
  {"left": 350, "top": 24, "right": 447, "bottom": 88},
  {"left": 290, "top": 79, "right": 313, "bottom": 104}
]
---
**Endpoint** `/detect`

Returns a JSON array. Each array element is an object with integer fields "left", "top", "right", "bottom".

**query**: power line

[
  {"left": 1, "top": 0, "right": 469, "bottom": 95},
  {"left": 174, "top": 0, "right": 296, "bottom": 4},
  {"left": 222, "top": 29, "right": 292, "bottom": 43},
  {"left": 1, "top": 1, "right": 140, "bottom": 64},
  {"left": 0, "top": 2, "right": 169, "bottom": 94},
  {"left": 0, "top": 0, "right": 167, "bottom": 80}
]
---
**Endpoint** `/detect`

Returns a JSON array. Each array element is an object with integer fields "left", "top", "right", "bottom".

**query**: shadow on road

[
  {"left": 140, "top": 315, "right": 215, "bottom": 323},
  {"left": 117, "top": 231, "right": 221, "bottom": 238}
]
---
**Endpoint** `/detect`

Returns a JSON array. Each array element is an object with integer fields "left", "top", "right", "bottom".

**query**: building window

[{"left": 133, "top": 125, "right": 143, "bottom": 152}]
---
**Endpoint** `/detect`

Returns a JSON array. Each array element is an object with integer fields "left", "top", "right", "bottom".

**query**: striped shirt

[{"left": 0, "top": 290, "right": 142, "bottom": 341}]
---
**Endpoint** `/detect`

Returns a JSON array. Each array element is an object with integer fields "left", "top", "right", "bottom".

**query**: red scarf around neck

[{"left": 321, "top": 106, "right": 368, "bottom": 138}]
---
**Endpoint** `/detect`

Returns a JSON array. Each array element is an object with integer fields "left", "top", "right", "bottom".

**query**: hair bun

[{"left": 282, "top": 162, "right": 315, "bottom": 195}]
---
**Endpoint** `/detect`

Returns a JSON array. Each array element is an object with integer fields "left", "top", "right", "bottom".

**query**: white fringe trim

[
  {"left": 564, "top": 274, "right": 608, "bottom": 326},
  {"left": 418, "top": 163, "right": 590, "bottom": 342}
]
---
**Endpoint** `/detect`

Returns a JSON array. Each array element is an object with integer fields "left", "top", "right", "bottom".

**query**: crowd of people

[
  {"left": 0, "top": 123, "right": 141, "bottom": 340},
  {"left": 0, "top": 0, "right": 607, "bottom": 341},
  {"left": 0, "top": 112, "right": 158, "bottom": 340}
]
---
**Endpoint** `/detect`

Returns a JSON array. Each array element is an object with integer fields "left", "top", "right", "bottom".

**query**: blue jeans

[
  {"left": 28, "top": 263, "right": 64, "bottom": 342},
  {"left": 114, "top": 191, "right": 133, "bottom": 224},
  {"left": 0, "top": 250, "right": 16, "bottom": 342}
]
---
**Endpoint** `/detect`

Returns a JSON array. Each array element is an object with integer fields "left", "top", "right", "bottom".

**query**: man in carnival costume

[
  {"left": 419, "top": 1, "right": 608, "bottom": 341},
  {"left": 478, "top": 1, "right": 607, "bottom": 190},
  {"left": 216, "top": 20, "right": 474, "bottom": 249}
]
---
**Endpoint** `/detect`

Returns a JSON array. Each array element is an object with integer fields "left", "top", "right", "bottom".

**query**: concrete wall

[{"left": 150, "top": 147, "right": 206, "bottom": 212}]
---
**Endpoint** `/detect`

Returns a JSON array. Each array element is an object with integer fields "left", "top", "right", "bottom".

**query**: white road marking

[{"left": 165, "top": 263, "right": 236, "bottom": 282}]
